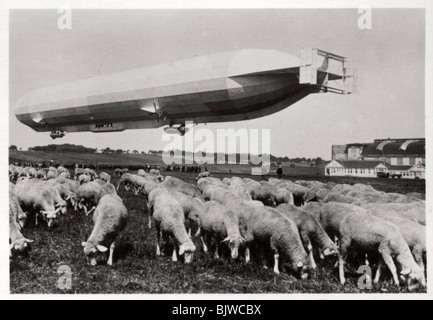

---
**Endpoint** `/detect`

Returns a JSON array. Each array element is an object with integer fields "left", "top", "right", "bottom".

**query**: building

[
  {"left": 325, "top": 160, "right": 389, "bottom": 178},
  {"left": 327, "top": 138, "right": 425, "bottom": 179}
]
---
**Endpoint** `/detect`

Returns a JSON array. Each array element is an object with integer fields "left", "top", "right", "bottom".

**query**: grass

[{"left": 10, "top": 170, "right": 426, "bottom": 294}]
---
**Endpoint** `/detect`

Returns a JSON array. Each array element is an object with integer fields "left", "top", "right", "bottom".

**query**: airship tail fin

[{"left": 299, "top": 48, "right": 356, "bottom": 95}]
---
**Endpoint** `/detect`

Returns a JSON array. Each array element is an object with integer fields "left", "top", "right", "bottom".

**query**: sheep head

[
  {"left": 10, "top": 238, "right": 34, "bottom": 255},
  {"left": 401, "top": 267, "right": 426, "bottom": 292},
  {"left": 221, "top": 235, "right": 246, "bottom": 260},
  {"left": 41, "top": 210, "right": 57, "bottom": 228},
  {"left": 179, "top": 242, "right": 196, "bottom": 264},
  {"left": 17, "top": 211, "right": 28, "bottom": 230},
  {"left": 82, "top": 242, "right": 108, "bottom": 266}
]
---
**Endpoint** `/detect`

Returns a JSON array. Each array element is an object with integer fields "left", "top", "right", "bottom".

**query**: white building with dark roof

[{"left": 327, "top": 138, "right": 425, "bottom": 179}]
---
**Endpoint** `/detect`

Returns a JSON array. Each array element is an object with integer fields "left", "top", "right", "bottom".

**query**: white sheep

[
  {"left": 75, "top": 181, "right": 107, "bottom": 215},
  {"left": 161, "top": 176, "right": 203, "bottom": 200},
  {"left": 99, "top": 172, "right": 111, "bottom": 183},
  {"left": 359, "top": 203, "right": 425, "bottom": 226},
  {"left": 59, "top": 171, "right": 71, "bottom": 179},
  {"left": 37, "top": 169, "right": 47, "bottom": 180},
  {"left": 82, "top": 194, "right": 128, "bottom": 266},
  {"left": 276, "top": 203, "right": 338, "bottom": 271},
  {"left": 14, "top": 180, "right": 63, "bottom": 228},
  {"left": 209, "top": 188, "right": 310, "bottom": 277},
  {"left": 149, "top": 188, "right": 196, "bottom": 264},
  {"left": 47, "top": 170, "right": 59, "bottom": 180},
  {"left": 78, "top": 174, "right": 91, "bottom": 185},
  {"left": 9, "top": 185, "right": 27, "bottom": 229},
  {"left": 10, "top": 195, "right": 33, "bottom": 257},
  {"left": 338, "top": 208, "right": 426, "bottom": 291},
  {"left": 189, "top": 201, "right": 245, "bottom": 260},
  {"left": 196, "top": 171, "right": 211, "bottom": 181}
]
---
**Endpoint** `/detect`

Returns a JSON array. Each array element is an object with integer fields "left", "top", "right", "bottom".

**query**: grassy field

[{"left": 10, "top": 170, "right": 426, "bottom": 294}]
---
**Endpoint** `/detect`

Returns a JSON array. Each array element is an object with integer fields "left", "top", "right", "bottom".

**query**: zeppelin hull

[{"left": 15, "top": 49, "right": 352, "bottom": 134}]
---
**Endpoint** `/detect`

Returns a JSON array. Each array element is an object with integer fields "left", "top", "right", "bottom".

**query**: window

[
  {"left": 397, "top": 158, "right": 403, "bottom": 165},
  {"left": 409, "top": 158, "right": 416, "bottom": 165}
]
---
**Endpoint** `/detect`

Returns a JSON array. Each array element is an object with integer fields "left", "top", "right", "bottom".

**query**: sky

[{"left": 9, "top": 8, "right": 426, "bottom": 160}]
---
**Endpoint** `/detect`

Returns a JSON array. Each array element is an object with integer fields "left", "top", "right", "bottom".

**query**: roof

[
  {"left": 361, "top": 141, "right": 425, "bottom": 157},
  {"left": 338, "top": 160, "right": 389, "bottom": 169},
  {"left": 389, "top": 165, "right": 412, "bottom": 171}
]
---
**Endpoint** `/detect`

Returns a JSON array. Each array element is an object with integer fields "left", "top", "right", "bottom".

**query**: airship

[{"left": 15, "top": 48, "right": 354, "bottom": 139}]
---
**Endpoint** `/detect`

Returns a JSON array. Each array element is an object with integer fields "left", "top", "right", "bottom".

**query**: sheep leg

[
  {"left": 380, "top": 246, "right": 400, "bottom": 287},
  {"left": 374, "top": 260, "right": 383, "bottom": 284},
  {"left": 270, "top": 239, "right": 280, "bottom": 275},
  {"left": 201, "top": 236, "right": 209, "bottom": 254},
  {"left": 214, "top": 243, "right": 220, "bottom": 259},
  {"left": 172, "top": 247, "right": 178, "bottom": 262},
  {"left": 412, "top": 247, "right": 425, "bottom": 275},
  {"left": 245, "top": 247, "right": 251, "bottom": 264},
  {"left": 107, "top": 242, "right": 115, "bottom": 266},
  {"left": 339, "top": 237, "right": 351, "bottom": 285},
  {"left": 86, "top": 206, "right": 96, "bottom": 216},
  {"left": 156, "top": 224, "right": 162, "bottom": 256}
]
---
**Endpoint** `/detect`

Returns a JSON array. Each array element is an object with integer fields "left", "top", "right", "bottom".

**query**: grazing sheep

[
  {"left": 82, "top": 194, "right": 128, "bottom": 266},
  {"left": 271, "top": 188, "right": 295, "bottom": 206},
  {"left": 57, "top": 166, "right": 69, "bottom": 174},
  {"left": 209, "top": 188, "right": 310, "bottom": 277},
  {"left": 13, "top": 180, "right": 63, "bottom": 228},
  {"left": 161, "top": 176, "right": 203, "bottom": 200},
  {"left": 196, "top": 171, "right": 211, "bottom": 181},
  {"left": 338, "top": 209, "right": 426, "bottom": 291},
  {"left": 189, "top": 201, "right": 245, "bottom": 260},
  {"left": 149, "top": 188, "right": 196, "bottom": 264},
  {"left": 245, "top": 207, "right": 311, "bottom": 277},
  {"left": 244, "top": 180, "right": 274, "bottom": 206},
  {"left": 323, "top": 193, "right": 359, "bottom": 204},
  {"left": 99, "top": 172, "right": 111, "bottom": 183},
  {"left": 197, "top": 177, "right": 228, "bottom": 194},
  {"left": 37, "top": 169, "right": 47, "bottom": 180},
  {"left": 137, "top": 169, "right": 147, "bottom": 177},
  {"left": 45, "top": 179, "right": 77, "bottom": 209},
  {"left": 94, "top": 180, "right": 117, "bottom": 196},
  {"left": 268, "top": 179, "right": 309, "bottom": 206},
  {"left": 228, "top": 184, "right": 252, "bottom": 201},
  {"left": 9, "top": 188, "right": 27, "bottom": 230},
  {"left": 78, "top": 174, "right": 91, "bottom": 185},
  {"left": 276, "top": 204, "right": 338, "bottom": 270},
  {"left": 28, "top": 167, "right": 38, "bottom": 179},
  {"left": 116, "top": 173, "right": 135, "bottom": 191},
  {"left": 74, "top": 168, "right": 86, "bottom": 180},
  {"left": 368, "top": 210, "right": 426, "bottom": 275},
  {"left": 84, "top": 168, "right": 98, "bottom": 180},
  {"left": 59, "top": 171, "right": 71, "bottom": 179},
  {"left": 406, "top": 192, "right": 425, "bottom": 201},
  {"left": 114, "top": 168, "right": 123, "bottom": 177},
  {"left": 359, "top": 203, "right": 425, "bottom": 226},
  {"left": 75, "top": 181, "right": 107, "bottom": 215},
  {"left": 53, "top": 178, "right": 80, "bottom": 195},
  {"left": 9, "top": 165, "right": 18, "bottom": 181},
  {"left": 222, "top": 178, "right": 232, "bottom": 185},
  {"left": 47, "top": 170, "right": 59, "bottom": 180},
  {"left": 10, "top": 195, "right": 33, "bottom": 257},
  {"left": 157, "top": 191, "right": 203, "bottom": 234}
]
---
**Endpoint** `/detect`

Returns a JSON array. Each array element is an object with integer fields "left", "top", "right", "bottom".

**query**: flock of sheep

[{"left": 9, "top": 164, "right": 427, "bottom": 292}]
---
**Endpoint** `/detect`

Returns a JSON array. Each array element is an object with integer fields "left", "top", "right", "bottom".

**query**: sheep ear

[
  {"left": 297, "top": 261, "right": 304, "bottom": 268},
  {"left": 221, "top": 237, "right": 230, "bottom": 243},
  {"left": 81, "top": 242, "right": 87, "bottom": 248},
  {"left": 96, "top": 245, "right": 108, "bottom": 253},
  {"left": 401, "top": 269, "right": 412, "bottom": 276},
  {"left": 24, "top": 239, "right": 34, "bottom": 243}
]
